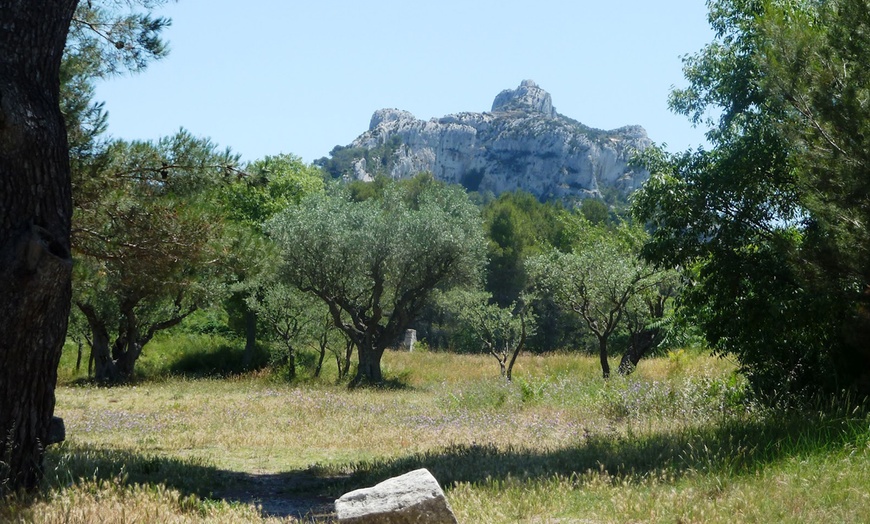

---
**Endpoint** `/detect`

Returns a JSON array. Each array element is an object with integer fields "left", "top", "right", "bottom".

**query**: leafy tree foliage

[
  {"left": 268, "top": 179, "right": 486, "bottom": 385},
  {"left": 72, "top": 131, "right": 240, "bottom": 382},
  {"left": 529, "top": 222, "right": 673, "bottom": 378},
  {"left": 217, "top": 154, "right": 325, "bottom": 365},
  {"left": 633, "top": 0, "right": 870, "bottom": 401},
  {"left": 439, "top": 291, "right": 534, "bottom": 381},
  {"left": 481, "top": 191, "right": 571, "bottom": 306},
  {"left": 579, "top": 198, "right": 610, "bottom": 225},
  {"left": 220, "top": 154, "right": 324, "bottom": 230}
]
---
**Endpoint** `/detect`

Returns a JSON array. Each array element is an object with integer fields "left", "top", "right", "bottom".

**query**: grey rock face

[
  {"left": 492, "top": 78, "right": 556, "bottom": 116},
  {"left": 348, "top": 80, "right": 652, "bottom": 201},
  {"left": 334, "top": 468, "right": 457, "bottom": 524}
]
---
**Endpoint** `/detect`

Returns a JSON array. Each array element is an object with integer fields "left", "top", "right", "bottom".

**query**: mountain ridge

[{"left": 319, "top": 80, "right": 652, "bottom": 202}]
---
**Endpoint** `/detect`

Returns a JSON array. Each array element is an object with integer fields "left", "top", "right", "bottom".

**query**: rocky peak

[
  {"left": 491, "top": 79, "right": 555, "bottom": 117},
  {"left": 369, "top": 108, "right": 416, "bottom": 131},
  {"left": 320, "top": 81, "right": 652, "bottom": 203}
]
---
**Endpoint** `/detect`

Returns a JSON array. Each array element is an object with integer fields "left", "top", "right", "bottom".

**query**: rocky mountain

[{"left": 319, "top": 80, "right": 652, "bottom": 201}]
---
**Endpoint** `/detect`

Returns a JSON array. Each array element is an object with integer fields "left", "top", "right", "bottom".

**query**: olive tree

[
  {"left": 528, "top": 223, "right": 669, "bottom": 378},
  {"left": 440, "top": 290, "right": 534, "bottom": 381},
  {"left": 268, "top": 181, "right": 486, "bottom": 385}
]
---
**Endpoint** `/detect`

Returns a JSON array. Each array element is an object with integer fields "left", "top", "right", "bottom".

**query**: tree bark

[
  {"left": 285, "top": 348, "right": 297, "bottom": 380},
  {"left": 242, "top": 306, "right": 256, "bottom": 369},
  {"left": 74, "top": 339, "right": 83, "bottom": 373},
  {"left": 505, "top": 313, "right": 528, "bottom": 382},
  {"left": 343, "top": 339, "right": 354, "bottom": 379},
  {"left": 114, "top": 341, "right": 143, "bottom": 379},
  {"left": 353, "top": 343, "right": 385, "bottom": 385},
  {"left": 0, "top": 0, "right": 79, "bottom": 493},
  {"left": 618, "top": 329, "right": 659, "bottom": 375},
  {"left": 598, "top": 336, "right": 610, "bottom": 378},
  {"left": 79, "top": 306, "right": 117, "bottom": 383},
  {"left": 314, "top": 335, "right": 327, "bottom": 378}
]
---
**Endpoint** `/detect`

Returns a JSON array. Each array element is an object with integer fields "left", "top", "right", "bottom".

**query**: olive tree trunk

[
  {"left": 0, "top": 0, "right": 79, "bottom": 493},
  {"left": 353, "top": 343, "right": 385, "bottom": 385},
  {"left": 618, "top": 328, "right": 659, "bottom": 375},
  {"left": 598, "top": 336, "right": 611, "bottom": 379}
]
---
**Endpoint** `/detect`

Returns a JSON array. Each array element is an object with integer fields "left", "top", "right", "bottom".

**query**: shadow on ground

[
  {"left": 35, "top": 409, "right": 866, "bottom": 520},
  {"left": 215, "top": 470, "right": 337, "bottom": 519},
  {"left": 318, "top": 409, "right": 868, "bottom": 490},
  {"left": 43, "top": 445, "right": 340, "bottom": 519}
]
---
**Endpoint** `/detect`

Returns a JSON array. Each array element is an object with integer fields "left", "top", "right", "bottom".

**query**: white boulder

[{"left": 334, "top": 468, "right": 458, "bottom": 524}]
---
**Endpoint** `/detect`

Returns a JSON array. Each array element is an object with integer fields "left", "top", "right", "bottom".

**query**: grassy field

[{"left": 4, "top": 340, "right": 870, "bottom": 523}]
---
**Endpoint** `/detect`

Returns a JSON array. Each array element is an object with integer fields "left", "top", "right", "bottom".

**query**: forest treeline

[{"left": 61, "top": 0, "right": 870, "bottom": 403}]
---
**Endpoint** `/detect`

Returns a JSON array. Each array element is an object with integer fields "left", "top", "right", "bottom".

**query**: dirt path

[{"left": 216, "top": 470, "right": 339, "bottom": 521}]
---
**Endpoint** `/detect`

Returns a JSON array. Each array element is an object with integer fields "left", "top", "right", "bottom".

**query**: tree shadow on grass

[
  {"left": 347, "top": 370, "right": 417, "bottom": 391},
  {"left": 61, "top": 342, "right": 272, "bottom": 387},
  {"left": 40, "top": 444, "right": 338, "bottom": 519},
  {"left": 320, "top": 410, "right": 869, "bottom": 492},
  {"left": 166, "top": 342, "right": 271, "bottom": 378},
  {"left": 26, "top": 409, "right": 868, "bottom": 520}
]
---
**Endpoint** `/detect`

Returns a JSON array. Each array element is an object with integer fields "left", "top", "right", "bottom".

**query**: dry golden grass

[
  {"left": 5, "top": 480, "right": 290, "bottom": 524},
  {"left": 5, "top": 348, "right": 869, "bottom": 523}
]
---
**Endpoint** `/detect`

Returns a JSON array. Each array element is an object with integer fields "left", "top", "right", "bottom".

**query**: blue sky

[{"left": 94, "top": 1, "right": 715, "bottom": 164}]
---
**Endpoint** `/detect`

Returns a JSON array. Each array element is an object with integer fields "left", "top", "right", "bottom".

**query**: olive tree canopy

[{"left": 268, "top": 180, "right": 486, "bottom": 384}]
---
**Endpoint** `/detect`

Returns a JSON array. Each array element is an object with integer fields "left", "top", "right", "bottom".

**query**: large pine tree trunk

[{"left": 0, "top": 0, "right": 79, "bottom": 493}]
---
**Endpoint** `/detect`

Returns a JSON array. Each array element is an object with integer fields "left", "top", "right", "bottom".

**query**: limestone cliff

[{"left": 325, "top": 80, "right": 652, "bottom": 201}]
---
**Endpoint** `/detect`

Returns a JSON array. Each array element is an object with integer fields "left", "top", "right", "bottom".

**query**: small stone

[
  {"left": 47, "top": 416, "right": 65, "bottom": 445},
  {"left": 402, "top": 329, "right": 416, "bottom": 352}
]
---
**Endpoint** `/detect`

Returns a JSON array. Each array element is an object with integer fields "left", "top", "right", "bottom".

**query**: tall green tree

[
  {"left": 221, "top": 154, "right": 324, "bottom": 229},
  {"left": 481, "top": 191, "right": 572, "bottom": 307},
  {"left": 73, "top": 131, "right": 239, "bottom": 382},
  {"left": 218, "top": 154, "right": 324, "bottom": 366},
  {"left": 268, "top": 180, "right": 486, "bottom": 385},
  {"left": 633, "top": 0, "right": 870, "bottom": 401}
]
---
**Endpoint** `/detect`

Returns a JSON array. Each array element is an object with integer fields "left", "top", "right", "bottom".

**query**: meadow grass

[{"left": 5, "top": 342, "right": 870, "bottom": 523}]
